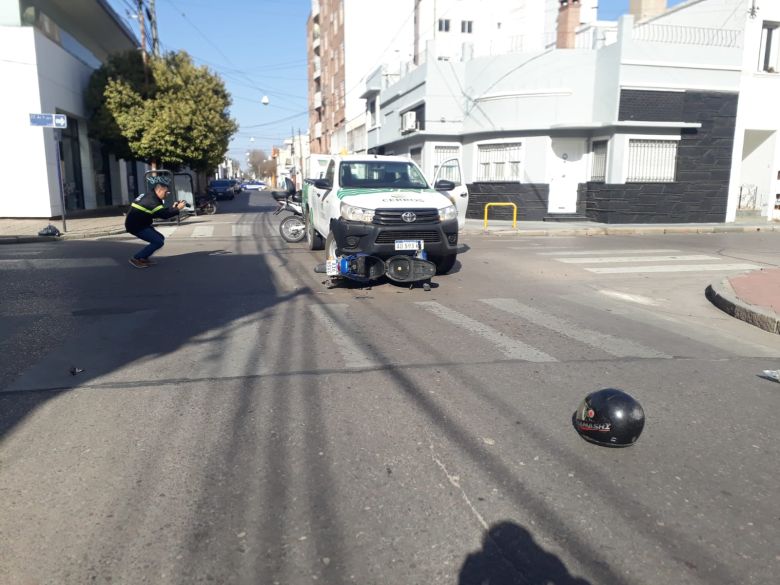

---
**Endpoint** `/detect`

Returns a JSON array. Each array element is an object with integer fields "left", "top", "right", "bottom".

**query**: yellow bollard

[{"left": 483, "top": 202, "right": 518, "bottom": 230}]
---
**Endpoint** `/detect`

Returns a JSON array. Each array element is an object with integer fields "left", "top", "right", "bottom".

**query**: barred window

[
  {"left": 627, "top": 139, "right": 678, "bottom": 182},
  {"left": 434, "top": 146, "right": 460, "bottom": 183},
  {"left": 591, "top": 140, "right": 608, "bottom": 182},
  {"left": 476, "top": 143, "right": 522, "bottom": 181}
]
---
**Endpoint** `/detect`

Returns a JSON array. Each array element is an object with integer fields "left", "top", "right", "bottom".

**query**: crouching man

[{"left": 125, "top": 176, "right": 186, "bottom": 268}]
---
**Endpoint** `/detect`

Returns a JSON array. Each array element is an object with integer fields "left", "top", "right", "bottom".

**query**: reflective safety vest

[{"left": 131, "top": 202, "right": 165, "bottom": 214}]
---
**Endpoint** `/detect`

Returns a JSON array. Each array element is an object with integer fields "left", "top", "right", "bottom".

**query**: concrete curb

[{"left": 705, "top": 275, "right": 780, "bottom": 335}]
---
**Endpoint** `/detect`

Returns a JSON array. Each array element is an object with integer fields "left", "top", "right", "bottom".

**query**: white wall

[
  {"left": 649, "top": 0, "right": 747, "bottom": 29},
  {"left": 0, "top": 25, "right": 100, "bottom": 218},
  {"left": 740, "top": 130, "right": 776, "bottom": 213},
  {"left": 344, "top": 0, "right": 414, "bottom": 124},
  {"left": 0, "top": 26, "right": 49, "bottom": 217},
  {"left": 727, "top": 0, "right": 780, "bottom": 220}
]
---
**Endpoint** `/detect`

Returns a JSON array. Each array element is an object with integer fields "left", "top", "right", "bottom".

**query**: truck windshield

[{"left": 340, "top": 161, "right": 429, "bottom": 189}]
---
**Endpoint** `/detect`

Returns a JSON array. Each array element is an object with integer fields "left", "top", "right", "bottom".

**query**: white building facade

[
  {"left": 362, "top": 0, "right": 780, "bottom": 224},
  {"left": 0, "top": 0, "right": 143, "bottom": 218},
  {"left": 310, "top": 0, "right": 584, "bottom": 156}
]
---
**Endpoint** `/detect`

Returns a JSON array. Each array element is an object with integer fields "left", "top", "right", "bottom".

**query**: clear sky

[{"left": 107, "top": 0, "right": 687, "bottom": 168}]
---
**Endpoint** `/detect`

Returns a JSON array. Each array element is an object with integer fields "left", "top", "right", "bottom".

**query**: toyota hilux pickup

[{"left": 302, "top": 155, "right": 468, "bottom": 278}]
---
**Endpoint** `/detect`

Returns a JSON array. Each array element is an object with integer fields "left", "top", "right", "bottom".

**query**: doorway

[
  {"left": 59, "top": 115, "right": 84, "bottom": 211},
  {"left": 547, "top": 138, "right": 586, "bottom": 214}
]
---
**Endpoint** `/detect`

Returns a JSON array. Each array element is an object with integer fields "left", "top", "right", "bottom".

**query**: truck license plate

[{"left": 394, "top": 239, "right": 424, "bottom": 251}]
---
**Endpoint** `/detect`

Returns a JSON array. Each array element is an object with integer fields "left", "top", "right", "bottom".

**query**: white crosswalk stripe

[
  {"left": 232, "top": 224, "right": 253, "bottom": 237},
  {"left": 557, "top": 254, "right": 719, "bottom": 264},
  {"left": 191, "top": 226, "right": 214, "bottom": 238},
  {"left": 0, "top": 258, "right": 118, "bottom": 270},
  {"left": 156, "top": 226, "right": 178, "bottom": 238},
  {"left": 415, "top": 301, "right": 557, "bottom": 362},
  {"left": 538, "top": 247, "right": 761, "bottom": 274},
  {"left": 537, "top": 249, "right": 680, "bottom": 256},
  {"left": 586, "top": 263, "right": 759, "bottom": 274},
  {"left": 480, "top": 298, "right": 670, "bottom": 359}
]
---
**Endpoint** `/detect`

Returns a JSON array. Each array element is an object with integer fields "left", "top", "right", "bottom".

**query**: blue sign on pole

[{"left": 29, "top": 113, "right": 67, "bottom": 128}]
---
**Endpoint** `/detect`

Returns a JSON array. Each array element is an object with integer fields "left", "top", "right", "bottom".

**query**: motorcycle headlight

[
  {"left": 341, "top": 202, "right": 375, "bottom": 223},
  {"left": 439, "top": 205, "right": 457, "bottom": 222}
]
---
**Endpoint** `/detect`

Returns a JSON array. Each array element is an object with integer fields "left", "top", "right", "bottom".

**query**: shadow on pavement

[{"left": 458, "top": 521, "right": 591, "bottom": 585}]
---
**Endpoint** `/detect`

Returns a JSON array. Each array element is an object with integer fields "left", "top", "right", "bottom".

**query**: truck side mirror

[
  {"left": 314, "top": 178, "right": 332, "bottom": 189},
  {"left": 434, "top": 179, "right": 456, "bottom": 191}
]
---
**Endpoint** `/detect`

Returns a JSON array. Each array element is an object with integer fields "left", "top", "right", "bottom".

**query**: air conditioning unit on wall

[{"left": 401, "top": 111, "right": 418, "bottom": 134}]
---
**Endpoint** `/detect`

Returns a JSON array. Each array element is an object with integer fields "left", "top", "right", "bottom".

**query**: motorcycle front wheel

[
  {"left": 199, "top": 201, "right": 217, "bottom": 215},
  {"left": 279, "top": 215, "right": 306, "bottom": 242}
]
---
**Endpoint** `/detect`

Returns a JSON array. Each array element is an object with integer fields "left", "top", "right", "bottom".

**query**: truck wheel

[
  {"left": 325, "top": 232, "right": 339, "bottom": 260},
  {"left": 305, "top": 211, "right": 323, "bottom": 250},
  {"left": 430, "top": 254, "right": 457, "bottom": 275}
]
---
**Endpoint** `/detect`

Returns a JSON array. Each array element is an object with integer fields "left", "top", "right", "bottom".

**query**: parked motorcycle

[
  {"left": 194, "top": 193, "right": 217, "bottom": 215},
  {"left": 272, "top": 180, "right": 305, "bottom": 243}
]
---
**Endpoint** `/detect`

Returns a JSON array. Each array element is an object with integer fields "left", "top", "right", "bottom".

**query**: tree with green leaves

[
  {"left": 86, "top": 50, "right": 237, "bottom": 174},
  {"left": 247, "top": 149, "right": 276, "bottom": 179}
]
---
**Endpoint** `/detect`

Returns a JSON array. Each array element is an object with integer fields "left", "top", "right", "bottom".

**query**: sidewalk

[
  {"left": 0, "top": 214, "right": 127, "bottom": 244},
  {"left": 2, "top": 213, "right": 779, "bottom": 335}
]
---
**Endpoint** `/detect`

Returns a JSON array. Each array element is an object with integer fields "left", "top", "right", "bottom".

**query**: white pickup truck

[{"left": 302, "top": 155, "right": 468, "bottom": 275}]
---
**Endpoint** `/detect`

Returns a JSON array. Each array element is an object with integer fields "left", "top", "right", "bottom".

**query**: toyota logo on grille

[{"left": 401, "top": 212, "right": 417, "bottom": 223}]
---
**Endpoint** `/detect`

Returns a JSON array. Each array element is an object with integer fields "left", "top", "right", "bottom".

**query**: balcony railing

[
  {"left": 312, "top": 0, "right": 320, "bottom": 19},
  {"left": 632, "top": 24, "right": 742, "bottom": 48},
  {"left": 314, "top": 91, "right": 322, "bottom": 109},
  {"left": 314, "top": 122, "right": 322, "bottom": 138}
]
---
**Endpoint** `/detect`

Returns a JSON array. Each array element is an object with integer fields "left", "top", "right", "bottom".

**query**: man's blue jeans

[{"left": 132, "top": 227, "right": 165, "bottom": 260}]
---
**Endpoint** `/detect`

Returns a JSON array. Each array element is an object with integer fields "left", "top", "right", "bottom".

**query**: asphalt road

[{"left": 1, "top": 190, "right": 779, "bottom": 585}]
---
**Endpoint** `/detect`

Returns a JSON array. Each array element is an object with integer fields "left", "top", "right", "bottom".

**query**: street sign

[{"left": 29, "top": 113, "right": 67, "bottom": 128}]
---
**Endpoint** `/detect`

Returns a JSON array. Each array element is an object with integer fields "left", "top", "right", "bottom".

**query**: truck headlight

[
  {"left": 439, "top": 205, "right": 457, "bottom": 222},
  {"left": 341, "top": 202, "right": 375, "bottom": 223}
]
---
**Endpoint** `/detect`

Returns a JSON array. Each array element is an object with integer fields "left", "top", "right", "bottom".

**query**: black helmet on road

[{"left": 573, "top": 388, "right": 645, "bottom": 447}]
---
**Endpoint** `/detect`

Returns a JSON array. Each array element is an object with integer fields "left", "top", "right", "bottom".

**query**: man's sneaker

[
  {"left": 138, "top": 258, "right": 156, "bottom": 266},
  {"left": 128, "top": 258, "right": 148, "bottom": 269}
]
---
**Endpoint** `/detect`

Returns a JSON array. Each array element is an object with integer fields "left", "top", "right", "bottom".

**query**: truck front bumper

[{"left": 330, "top": 218, "right": 459, "bottom": 258}]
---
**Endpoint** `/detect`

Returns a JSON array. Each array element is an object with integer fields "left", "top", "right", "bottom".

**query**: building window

[
  {"left": 759, "top": 22, "right": 780, "bottom": 72},
  {"left": 438, "top": 19, "right": 450, "bottom": 32},
  {"left": 461, "top": 20, "right": 473, "bottom": 34},
  {"left": 368, "top": 99, "right": 377, "bottom": 127},
  {"left": 434, "top": 146, "right": 461, "bottom": 183},
  {"left": 590, "top": 140, "right": 608, "bottom": 182},
  {"left": 476, "top": 143, "right": 522, "bottom": 181},
  {"left": 627, "top": 139, "right": 678, "bottom": 182}
]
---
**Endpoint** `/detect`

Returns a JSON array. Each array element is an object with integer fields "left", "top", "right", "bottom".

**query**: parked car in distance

[
  {"left": 208, "top": 180, "right": 236, "bottom": 200},
  {"left": 228, "top": 179, "right": 241, "bottom": 195},
  {"left": 242, "top": 180, "right": 267, "bottom": 190}
]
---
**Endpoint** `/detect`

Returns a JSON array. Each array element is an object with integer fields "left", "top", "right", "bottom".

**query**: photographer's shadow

[{"left": 458, "top": 521, "right": 591, "bottom": 585}]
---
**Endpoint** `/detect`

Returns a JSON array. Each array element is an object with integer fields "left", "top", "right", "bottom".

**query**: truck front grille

[
  {"left": 375, "top": 230, "right": 441, "bottom": 244},
  {"left": 373, "top": 208, "right": 439, "bottom": 225}
]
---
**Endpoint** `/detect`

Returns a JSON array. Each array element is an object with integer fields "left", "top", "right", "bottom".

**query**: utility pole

[
  {"left": 290, "top": 126, "right": 296, "bottom": 189},
  {"left": 136, "top": 0, "right": 147, "bottom": 66},
  {"left": 149, "top": 0, "right": 160, "bottom": 57},
  {"left": 298, "top": 128, "right": 305, "bottom": 182}
]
